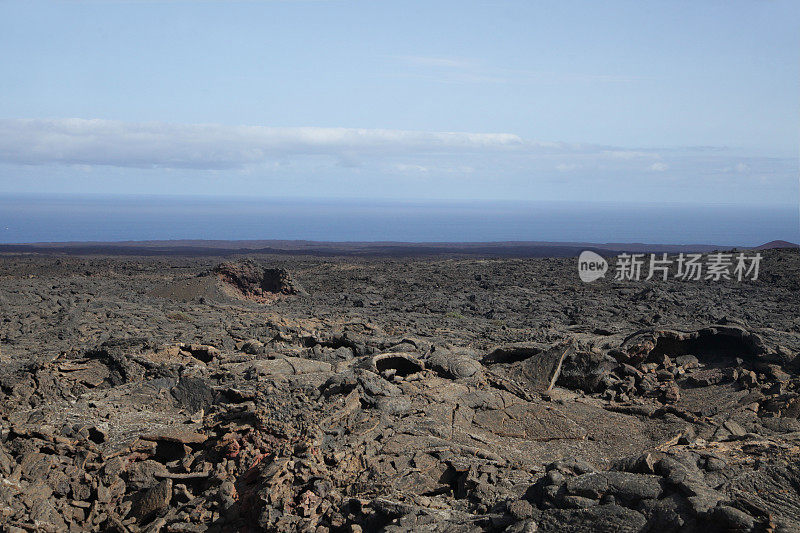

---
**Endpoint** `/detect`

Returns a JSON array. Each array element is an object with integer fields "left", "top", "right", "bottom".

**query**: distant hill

[{"left": 756, "top": 240, "right": 799, "bottom": 250}]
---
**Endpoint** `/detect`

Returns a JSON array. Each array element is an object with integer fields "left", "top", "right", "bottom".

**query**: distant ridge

[
  {"left": 755, "top": 240, "right": 799, "bottom": 250},
  {"left": 0, "top": 239, "right": 766, "bottom": 258}
]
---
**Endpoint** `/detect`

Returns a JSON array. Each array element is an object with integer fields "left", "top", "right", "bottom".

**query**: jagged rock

[
  {"left": 557, "top": 351, "right": 618, "bottom": 392},
  {"left": 710, "top": 505, "right": 756, "bottom": 531},
  {"left": 127, "top": 460, "right": 169, "bottom": 491},
  {"left": 508, "top": 499, "right": 535, "bottom": 520},
  {"left": 536, "top": 504, "right": 647, "bottom": 533},
  {"left": 171, "top": 376, "right": 216, "bottom": 412},
  {"left": 723, "top": 464, "right": 800, "bottom": 531},
  {"left": 130, "top": 478, "right": 172, "bottom": 524},
  {"left": 484, "top": 341, "right": 575, "bottom": 392},
  {"left": 564, "top": 472, "right": 664, "bottom": 503}
]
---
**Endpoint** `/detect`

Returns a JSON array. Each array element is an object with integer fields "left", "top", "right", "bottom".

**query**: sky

[{"left": 0, "top": 0, "right": 798, "bottom": 205}]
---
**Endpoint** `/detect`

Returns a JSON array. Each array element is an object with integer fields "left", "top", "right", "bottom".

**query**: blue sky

[{"left": 0, "top": 0, "right": 797, "bottom": 204}]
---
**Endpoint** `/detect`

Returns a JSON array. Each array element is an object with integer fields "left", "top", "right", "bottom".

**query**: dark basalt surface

[{"left": 0, "top": 249, "right": 798, "bottom": 532}]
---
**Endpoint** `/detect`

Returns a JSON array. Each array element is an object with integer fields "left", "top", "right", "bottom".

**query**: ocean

[{"left": 0, "top": 194, "right": 797, "bottom": 247}]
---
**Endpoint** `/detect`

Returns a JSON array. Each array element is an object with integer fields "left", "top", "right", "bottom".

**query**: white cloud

[
  {"left": 0, "top": 118, "right": 536, "bottom": 170},
  {"left": 0, "top": 118, "right": 621, "bottom": 171},
  {"left": 0, "top": 118, "right": 788, "bottom": 198}
]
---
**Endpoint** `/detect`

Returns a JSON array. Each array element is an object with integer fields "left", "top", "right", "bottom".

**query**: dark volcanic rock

[
  {"left": 620, "top": 325, "right": 770, "bottom": 365},
  {"left": 557, "top": 350, "right": 618, "bottom": 392},
  {"left": 0, "top": 248, "right": 798, "bottom": 532},
  {"left": 483, "top": 340, "right": 574, "bottom": 392},
  {"left": 130, "top": 478, "right": 172, "bottom": 524},
  {"left": 171, "top": 375, "right": 216, "bottom": 412},
  {"left": 427, "top": 346, "right": 483, "bottom": 379}
]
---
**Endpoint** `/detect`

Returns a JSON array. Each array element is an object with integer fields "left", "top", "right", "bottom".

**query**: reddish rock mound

[{"left": 213, "top": 260, "right": 305, "bottom": 301}]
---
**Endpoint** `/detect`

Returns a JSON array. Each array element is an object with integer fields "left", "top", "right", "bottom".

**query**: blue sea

[{"left": 0, "top": 194, "right": 797, "bottom": 247}]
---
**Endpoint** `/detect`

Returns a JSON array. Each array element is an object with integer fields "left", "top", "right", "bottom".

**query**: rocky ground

[{"left": 0, "top": 249, "right": 799, "bottom": 532}]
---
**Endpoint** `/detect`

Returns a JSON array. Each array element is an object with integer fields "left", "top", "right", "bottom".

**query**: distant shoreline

[{"left": 1, "top": 239, "right": 796, "bottom": 258}]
